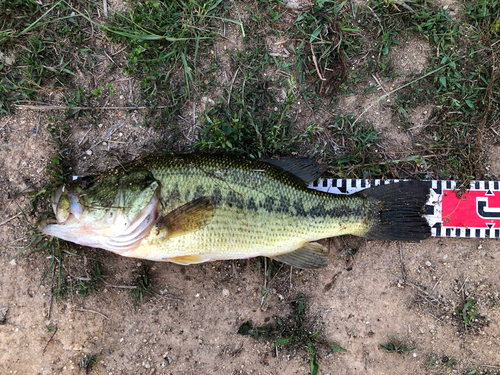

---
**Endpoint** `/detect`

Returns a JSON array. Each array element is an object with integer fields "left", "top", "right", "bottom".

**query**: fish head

[{"left": 41, "top": 168, "right": 161, "bottom": 254}]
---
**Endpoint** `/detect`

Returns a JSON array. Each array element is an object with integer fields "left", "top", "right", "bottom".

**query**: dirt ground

[{"left": 1, "top": 0, "right": 500, "bottom": 374}]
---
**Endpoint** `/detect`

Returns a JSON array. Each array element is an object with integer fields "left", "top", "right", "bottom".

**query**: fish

[{"left": 40, "top": 154, "right": 431, "bottom": 269}]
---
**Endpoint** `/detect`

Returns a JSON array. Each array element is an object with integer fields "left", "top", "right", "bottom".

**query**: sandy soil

[{"left": 1, "top": 1, "right": 500, "bottom": 375}]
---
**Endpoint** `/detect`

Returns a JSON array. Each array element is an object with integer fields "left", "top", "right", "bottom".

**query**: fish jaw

[{"left": 41, "top": 189, "right": 161, "bottom": 254}]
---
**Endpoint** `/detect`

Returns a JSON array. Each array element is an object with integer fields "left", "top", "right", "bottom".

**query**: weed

[
  {"left": 238, "top": 294, "right": 346, "bottom": 375},
  {"left": 129, "top": 264, "right": 156, "bottom": 307},
  {"left": 76, "top": 261, "right": 105, "bottom": 299},
  {"left": 30, "top": 116, "right": 69, "bottom": 212},
  {"left": 104, "top": 0, "right": 227, "bottom": 120},
  {"left": 4, "top": 206, "right": 68, "bottom": 301},
  {"left": 290, "top": 0, "right": 361, "bottom": 91},
  {"left": 429, "top": 354, "right": 459, "bottom": 371},
  {"left": 365, "top": 0, "right": 500, "bottom": 180},
  {"left": 323, "top": 114, "right": 384, "bottom": 178},
  {"left": 455, "top": 298, "right": 478, "bottom": 327},
  {"left": 46, "top": 325, "right": 57, "bottom": 332},
  {"left": 0, "top": 0, "right": 98, "bottom": 115},
  {"left": 381, "top": 338, "right": 416, "bottom": 354},
  {"left": 79, "top": 353, "right": 99, "bottom": 373},
  {"left": 256, "top": 257, "right": 285, "bottom": 309},
  {"left": 196, "top": 54, "right": 300, "bottom": 158}
]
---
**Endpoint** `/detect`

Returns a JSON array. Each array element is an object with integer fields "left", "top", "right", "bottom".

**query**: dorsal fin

[{"left": 266, "top": 157, "right": 323, "bottom": 184}]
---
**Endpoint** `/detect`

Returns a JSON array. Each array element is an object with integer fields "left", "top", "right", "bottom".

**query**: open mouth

[
  {"left": 51, "top": 185, "right": 83, "bottom": 224},
  {"left": 41, "top": 184, "right": 161, "bottom": 254}
]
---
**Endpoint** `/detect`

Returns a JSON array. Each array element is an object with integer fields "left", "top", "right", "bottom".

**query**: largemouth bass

[{"left": 41, "top": 154, "right": 431, "bottom": 269}]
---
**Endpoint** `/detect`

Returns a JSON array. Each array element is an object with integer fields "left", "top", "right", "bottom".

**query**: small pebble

[
  {"left": 86, "top": 150, "right": 92, "bottom": 156},
  {"left": 222, "top": 289, "right": 230, "bottom": 297},
  {"left": 425, "top": 261, "right": 432, "bottom": 267}
]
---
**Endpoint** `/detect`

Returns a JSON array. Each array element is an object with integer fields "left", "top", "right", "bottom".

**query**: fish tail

[{"left": 360, "top": 181, "right": 431, "bottom": 241}]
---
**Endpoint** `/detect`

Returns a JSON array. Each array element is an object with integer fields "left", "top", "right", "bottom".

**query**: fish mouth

[
  {"left": 50, "top": 185, "right": 83, "bottom": 225},
  {"left": 41, "top": 184, "right": 160, "bottom": 254}
]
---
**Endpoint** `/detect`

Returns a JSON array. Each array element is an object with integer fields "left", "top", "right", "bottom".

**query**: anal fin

[
  {"left": 272, "top": 242, "right": 329, "bottom": 269},
  {"left": 165, "top": 255, "right": 212, "bottom": 265}
]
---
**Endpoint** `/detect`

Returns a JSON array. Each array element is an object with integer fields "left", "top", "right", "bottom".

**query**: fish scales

[
  {"left": 129, "top": 154, "right": 369, "bottom": 261},
  {"left": 41, "top": 153, "right": 431, "bottom": 269}
]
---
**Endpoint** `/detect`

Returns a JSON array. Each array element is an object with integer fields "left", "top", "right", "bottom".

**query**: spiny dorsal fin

[
  {"left": 265, "top": 158, "right": 323, "bottom": 184},
  {"left": 156, "top": 196, "right": 215, "bottom": 239},
  {"left": 272, "top": 242, "right": 329, "bottom": 269}
]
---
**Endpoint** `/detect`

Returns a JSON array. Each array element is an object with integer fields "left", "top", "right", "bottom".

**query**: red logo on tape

[{"left": 442, "top": 189, "right": 500, "bottom": 228}]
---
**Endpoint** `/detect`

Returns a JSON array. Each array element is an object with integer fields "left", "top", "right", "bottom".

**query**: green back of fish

[{"left": 129, "top": 154, "right": 369, "bottom": 261}]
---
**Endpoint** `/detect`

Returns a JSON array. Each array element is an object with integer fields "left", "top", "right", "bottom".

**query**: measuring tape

[{"left": 308, "top": 179, "right": 500, "bottom": 239}]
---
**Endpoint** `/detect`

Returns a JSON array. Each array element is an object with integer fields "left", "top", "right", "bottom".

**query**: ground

[{"left": 1, "top": 0, "right": 500, "bottom": 374}]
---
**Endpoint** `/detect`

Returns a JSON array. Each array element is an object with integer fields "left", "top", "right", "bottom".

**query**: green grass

[
  {"left": 238, "top": 294, "right": 346, "bottom": 375},
  {"left": 381, "top": 338, "right": 416, "bottom": 354},
  {"left": 79, "top": 353, "right": 99, "bottom": 372},
  {"left": 76, "top": 261, "right": 105, "bottom": 298},
  {"left": 289, "top": 0, "right": 362, "bottom": 87},
  {"left": 455, "top": 298, "right": 478, "bottom": 327},
  {"left": 129, "top": 264, "right": 157, "bottom": 307},
  {"left": 359, "top": 0, "right": 499, "bottom": 180},
  {"left": 429, "top": 355, "right": 459, "bottom": 371},
  {"left": 17, "top": 219, "right": 67, "bottom": 301},
  {"left": 0, "top": 0, "right": 102, "bottom": 114},
  {"left": 1, "top": 1, "right": 498, "bottom": 373},
  {"left": 104, "top": 0, "right": 227, "bottom": 121},
  {"left": 196, "top": 72, "right": 300, "bottom": 158}
]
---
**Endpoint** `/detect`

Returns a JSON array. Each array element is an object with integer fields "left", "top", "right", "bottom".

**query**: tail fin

[{"left": 360, "top": 181, "right": 431, "bottom": 241}]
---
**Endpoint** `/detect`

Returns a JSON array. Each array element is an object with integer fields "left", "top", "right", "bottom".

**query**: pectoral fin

[
  {"left": 156, "top": 196, "right": 215, "bottom": 239},
  {"left": 166, "top": 255, "right": 212, "bottom": 265},
  {"left": 272, "top": 242, "right": 329, "bottom": 269}
]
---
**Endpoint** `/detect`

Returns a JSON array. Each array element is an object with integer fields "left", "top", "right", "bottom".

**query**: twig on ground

[
  {"left": 103, "top": 50, "right": 116, "bottom": 65},
  {"left": 432, "top": 276, "right": 443, "bottom": 291},
  {"left": 407, "top": 282, "right": 442, "bottom": 305},
  {"left": 371, "top": 74, "right": 388, "bottom": 93},
  {"left": 111, "top": 46, "right": 128, "bottom": 56},
  {"left": 47, "top": 263, "right": 56, "bottom": 320},
  {"left": 42, "top": 326, "right": 58, "bottom": 354},
  {"left": 227, "top": 67, "right": 240, "bottom": 105},
  {"left": 310, "top": 43, "right": 325, "bottom": 81},
  {"left": 0, "top": 213, "right": 22, "bottom": 227},
  {"left": 78, "top": 128, "right": 92, "bottom": 145},
  {"left": 458, "top": 277, "right": 468, "bottom": 300},
  {"left": 77, "top": 308, "right": 109, "bottom": 320},
  {"left": 426, "top": 312, "right": 442, "bottom": 322}
]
